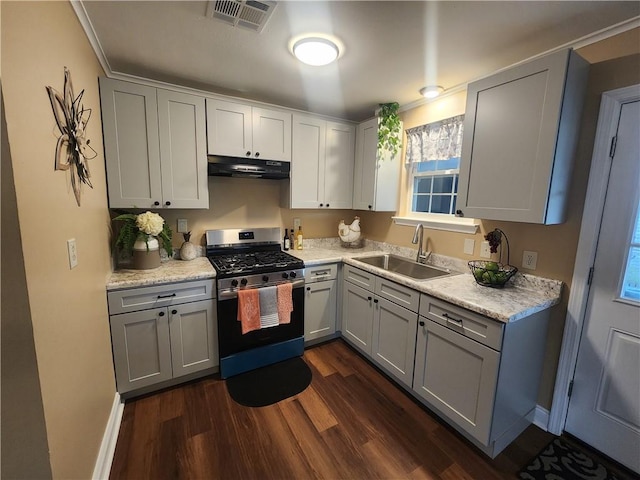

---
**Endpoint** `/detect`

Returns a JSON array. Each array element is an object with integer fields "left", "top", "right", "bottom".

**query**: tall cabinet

[
  {"left": 287, "top": 114, "right": 355, "bottom": 209},
  {"left": 100, "top": 78, "right": 208, "bottom": 209},
  {"left": 457, "top": 48, "right": 588, "bottom": 223},
  {"left": 352, "top": 117, "right": 402, "bottom": 211}
]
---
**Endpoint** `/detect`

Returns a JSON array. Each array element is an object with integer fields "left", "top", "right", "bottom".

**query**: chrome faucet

[{"left": 412, "top": 223, "right": 430, "bottom": 264}]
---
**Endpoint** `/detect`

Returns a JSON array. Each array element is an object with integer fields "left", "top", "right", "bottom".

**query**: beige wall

[
  {"left": 2, "top": 2, "right": 116, "bottom": 478},
  {"left": 1, "top": 89, "right": 53, "bottom": 479}
]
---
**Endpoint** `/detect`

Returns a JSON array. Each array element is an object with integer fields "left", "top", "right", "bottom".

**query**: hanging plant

[{"left": 377, "top": 102, "right": 401, "bottom": 158}]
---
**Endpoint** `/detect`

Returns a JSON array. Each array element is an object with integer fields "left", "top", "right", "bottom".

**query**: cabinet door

[
  {"left": 169, "top": 300, "right": 218, "bottom": 377},
  {"left": 100, "top": 78, "right": 162, "bottom": 209},
  {"left": 413, "top": 319, "right": 499, "bottom": 445},
  {"left": 158, "top": 90, "right": 208, "bottom": 208},
  {"left": 341, "top": 281, "right": 373, "bottom": 355},
  {"left": 353, "top": 118, "right": 400, "bottom": 212},
  {"left": 291, "top": 114, "right": 325, "bottom": 208},
  {"left": 353, "top": 118, "right": 378, "bottom": 210},
  {"left": 372, "top": 297, "right": 418, "bottom": 388},
  {"left": 252, "top": 107, "right": 292, "bottom": 161},
  {"left": 458, "top": 49, "right": 587, "bottom": 224},
  {"left": 305, "top": 280, "right": 337, "bottom": 342},
  {"left": 206, "top": 99, "right": 252, "bottom": 157},
  {"left": 110, "top": 307, "right": 172, "bottom": 394},
  {"left": 324, "top": 122, "right": 355, "bottom": 209}
]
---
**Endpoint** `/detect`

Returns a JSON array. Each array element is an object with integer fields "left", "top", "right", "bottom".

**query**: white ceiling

[{"left": 80, "top": 1, "right": 639, "bottom": 121}]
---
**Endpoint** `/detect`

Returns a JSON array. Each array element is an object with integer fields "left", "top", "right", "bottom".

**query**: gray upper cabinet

[
  {"left": 206, "top": 99, "right": 292, "bottom": 161},
  {"left": 457, "top": 49, "right": 589, "bottom": 224},
  {"left": 100, "top": 78, "right": 208, "bottom": 209},
  {"left": 353, "top": 117, "right": 402, "bottom": 212},
  {"left": 288, "top": 114, "right": 355, "bottom": 209}
]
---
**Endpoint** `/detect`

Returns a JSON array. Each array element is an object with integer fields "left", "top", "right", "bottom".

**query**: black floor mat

[
  {"left": 518, "top": 437, "right": 628, "bottom": 480},
  {"left": 226, "top": 357, "right": 312, "bottom": 407}
]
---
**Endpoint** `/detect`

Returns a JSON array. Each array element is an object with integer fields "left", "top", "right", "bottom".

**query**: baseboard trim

[
  {"left": 533, "top": 405, "right": 550, "bottom": 431},
  {"left": 92, "top": 393, "right": 124, "bottom": 480}
]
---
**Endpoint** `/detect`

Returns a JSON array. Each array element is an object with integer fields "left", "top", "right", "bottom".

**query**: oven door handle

[{"left": 218, "top": 279, "right": 305, "bottom": 300}]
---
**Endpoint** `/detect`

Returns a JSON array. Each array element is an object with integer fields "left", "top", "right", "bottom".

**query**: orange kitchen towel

[
  {"left": 237, "top": 288, "right": 261, "bottom": 334},
  {"left": 277, "top": 282, "right": 293, "bottom": 324}
]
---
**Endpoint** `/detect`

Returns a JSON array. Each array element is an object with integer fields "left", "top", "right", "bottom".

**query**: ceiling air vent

[{"left": 206, "top": 0, "right": 277, "bottom": 33}]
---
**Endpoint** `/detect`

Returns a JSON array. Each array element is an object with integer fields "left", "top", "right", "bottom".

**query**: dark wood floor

[{"left": 110, "top": 339, "right": 556, "bottom": 479}]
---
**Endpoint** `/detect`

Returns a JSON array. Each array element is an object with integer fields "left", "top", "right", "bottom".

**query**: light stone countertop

[
  {"left": 292, "top": 240, "right": 562, "bottom": 324},
  {"left": 106, "top": 239, "right": 562, "bottom": 323},
  {"left": 106, "top": 257, "right": 215, "bottom": 291}
]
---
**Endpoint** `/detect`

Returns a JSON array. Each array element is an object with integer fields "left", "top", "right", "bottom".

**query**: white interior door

[{"left": 565, "top": 100, "right": 640, "bottom": 473}]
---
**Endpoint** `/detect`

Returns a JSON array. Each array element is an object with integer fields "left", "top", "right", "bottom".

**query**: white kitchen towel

[{"left": 259, "top": 286, "right": 279, "bottom": 328}]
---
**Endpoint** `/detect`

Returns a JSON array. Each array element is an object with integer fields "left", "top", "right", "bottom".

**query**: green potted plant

[
  {"left": 113, "top": 211, "right": 173, "bottom": 269},
  {"left": 377, "top": 102, "right": 401, "bottom": 157}
]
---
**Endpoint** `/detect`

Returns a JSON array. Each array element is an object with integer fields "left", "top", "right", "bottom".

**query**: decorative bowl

[{"left": 468, "top": 260, "right": 517, "bottom": 288}]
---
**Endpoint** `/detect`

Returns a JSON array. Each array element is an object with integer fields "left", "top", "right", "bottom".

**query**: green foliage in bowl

[{"left": 468, "top": 260, "right": 517, "bottom": 288}]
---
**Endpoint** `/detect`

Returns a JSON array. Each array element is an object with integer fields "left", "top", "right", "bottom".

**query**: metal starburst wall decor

[{"left": 46, "top": 67, "right": 97, "bottom": 206}]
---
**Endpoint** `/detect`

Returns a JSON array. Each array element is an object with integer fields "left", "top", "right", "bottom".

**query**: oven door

[{"left": 217, "top": 281, "right": 304, "bottom": 360}]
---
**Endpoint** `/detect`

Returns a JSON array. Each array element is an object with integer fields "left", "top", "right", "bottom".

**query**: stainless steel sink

[{"left": 352, "top": 254, "right": 451, "bottom": 280}]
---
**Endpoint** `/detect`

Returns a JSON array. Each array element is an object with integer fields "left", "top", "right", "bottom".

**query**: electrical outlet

[
  {"left": 293, "top": 218, "right": 301, "bottom": 231},
  {"left": 480, "top": 241, "right": 491, "bottom": 258},
  {"left": 67, "top": 238, "right": 78, "bottom": 269},
  {"left": 463, "top": 239, "right": 475, "bottom": 255},
  {"left": 177, "top": 218, "right": 188, "bottom": 233},
  {"left": 523, "top": 250, "right": 538, "bottom": 270}
]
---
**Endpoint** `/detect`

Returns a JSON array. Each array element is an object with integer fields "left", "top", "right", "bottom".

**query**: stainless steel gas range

[{"left": 206, "top": 227, "right": 305, "bottom": 378}]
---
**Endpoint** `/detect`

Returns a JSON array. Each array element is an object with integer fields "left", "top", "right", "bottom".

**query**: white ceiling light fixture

[
  {"left": 420, "top": 85, "right": 444, "bottom": 99},
  {"left": 292, "top": 37, "right": 340, "bottom": 66}
]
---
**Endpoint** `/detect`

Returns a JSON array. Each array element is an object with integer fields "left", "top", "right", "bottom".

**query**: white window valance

[{"left": 405, "top": 114, "right": 464, "bottom": 163}]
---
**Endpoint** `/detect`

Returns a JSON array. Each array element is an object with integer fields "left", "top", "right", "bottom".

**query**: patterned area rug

[{"left": 518, "top": 437, "right": 626, "bottom": 480}]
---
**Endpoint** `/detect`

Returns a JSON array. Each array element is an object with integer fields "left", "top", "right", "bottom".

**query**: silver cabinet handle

[{"left": 443, "top": 312, "right": 463, "bottom": 326}]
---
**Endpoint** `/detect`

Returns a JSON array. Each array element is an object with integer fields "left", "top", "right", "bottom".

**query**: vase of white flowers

[{"left": 113, "top": 211, "right": 173, "bottom": 270}]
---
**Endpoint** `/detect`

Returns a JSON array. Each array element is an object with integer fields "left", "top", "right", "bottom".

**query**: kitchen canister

[
  {"left": 132, "top": 236, "right": 161, "bottom": 270},
  {"left": 179, "top": 232, "right": 197, "bottom": 261}
]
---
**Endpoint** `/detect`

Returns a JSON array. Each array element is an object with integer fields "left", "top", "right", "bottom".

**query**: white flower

[{"left": 136, "top": 211, "right": 164, "bottom": 236}]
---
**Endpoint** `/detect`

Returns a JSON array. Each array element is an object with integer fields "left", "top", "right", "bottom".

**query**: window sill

[{"left": 392, "top": 215, "right": 479, "bottom": 234}]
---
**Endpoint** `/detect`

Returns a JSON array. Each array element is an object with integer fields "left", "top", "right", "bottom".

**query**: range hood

[{"left": 207, "top": 155, "right": 290, "bottom": 179}]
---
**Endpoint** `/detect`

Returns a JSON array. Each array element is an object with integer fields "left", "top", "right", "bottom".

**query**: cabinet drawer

[
  {"left": 305, "top": 263, "right": 338, "bottom": 282},
  {"left": 419, "top": 295, "right": 503, "bottom": 350},
  {"left": 108, "top": 279, "right": 215, "bottom": 315},
  {"left": 375, "top": 277, "right": 420, "bottom": 313},
  {"left": 344, "top": 264, "right": 375, "bottom": 290}
]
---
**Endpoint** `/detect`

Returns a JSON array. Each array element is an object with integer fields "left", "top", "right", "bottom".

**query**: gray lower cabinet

[
  {"left": 342, "top": 265, "right": 419, "bottom": 387},
  {"left": 342, "top": 281, "right": 374, "bottom": 355},
  {"left": 414, "top": 294, "right": 549, "bottom": 457},
  {"left": 413, "top": 318, "right": 499, "bottom": 445},
  {"left": 372, "top": 296, "right": 418, "bottom": 388},
  {"left": 108, "top": 280, "right": 217, "bottom": 395},
  {"left": 304, "top": 264, "right": 339, "bottom": 343}
]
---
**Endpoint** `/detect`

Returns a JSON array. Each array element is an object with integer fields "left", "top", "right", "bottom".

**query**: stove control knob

[
  {"left": 231, "top": 279, "right": 238, "bottom": 287},
  {"left": 240, "top": 278, "right": 248, "bottom": 286},
  {"left": 282, "top": 272, "right": 289, "bottom": 279},
  {"left": 289, "top": 271, "right": 297, "bottom": 278},
  {"left": 262, "top": 275, "right": 269, "bottom": 282}
]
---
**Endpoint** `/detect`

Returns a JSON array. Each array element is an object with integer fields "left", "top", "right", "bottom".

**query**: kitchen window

[{"left": 393, "top": 115, "right": 478, "bottom": 234}]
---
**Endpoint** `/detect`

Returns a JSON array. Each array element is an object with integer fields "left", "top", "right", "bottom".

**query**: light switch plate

[
  {"left": 463, "top": 239, "right": 475, "bottom": 255},
  {"left": 67, "top": 238, "right": 78, "bottom": 269},
  {"left": 177, "top": 218, "right": 188, "bottom": 233},
  {"left": 523, "top": 251, "right": 538, "bottom": 270},
  {"left": 480, "top": 241, "right": 491, "bottom": 258},
  {"left": 293, "top": 218, "right": 301, "bottom": 231}
]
